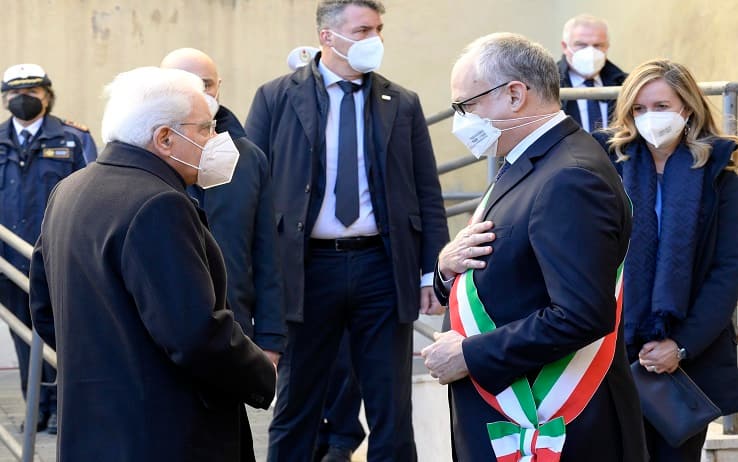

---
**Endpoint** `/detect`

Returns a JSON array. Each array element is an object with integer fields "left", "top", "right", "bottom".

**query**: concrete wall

[{"left": 2, "top": 0, "right": 737, "bottom": 229}]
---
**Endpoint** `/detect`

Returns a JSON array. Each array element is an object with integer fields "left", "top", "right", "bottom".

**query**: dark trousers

[
  {"left": 0, "top": 279, "right": 56, "bottom": 414},
  {"left": 267, "top": 245, "right": 417, "bottom": 462},
  {"left": 317, "top": 331, "right": 365, "bottom": 453},
  {"left": 644, "top": 419, "right": 707, "bottom": 462}
]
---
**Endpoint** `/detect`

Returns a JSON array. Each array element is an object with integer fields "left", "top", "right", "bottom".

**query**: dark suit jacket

[
  {"left": 558, "top": 57, "right": 628, "bottom": 127},
  {"left": 29, "top": 141, "right": 276, "bottom": 462},
  {"left": 189, "top": 105, "right": 286, "bottom": 353},
  {"left": 435, "top": 118, "right": 646, "bottom": 461},
  {"left": 594, "top": 134, "right": 738, "bottom": 415},
  {"left": 244, "top": 55, "right": 448, "bottom": 323}
]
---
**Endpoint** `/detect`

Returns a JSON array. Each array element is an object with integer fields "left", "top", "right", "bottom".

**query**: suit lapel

[
  {"left": 287, "top": 67, "right": 325, "bottom": 165},
  {"left": 369, "top": 74, "right": 399, "bottom": 176},
  {"left": 482, "top": 117, "right": 580, "bottom": 218}
]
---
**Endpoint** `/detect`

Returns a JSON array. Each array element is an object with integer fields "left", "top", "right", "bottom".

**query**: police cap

[{"left": 2, "top": 64, "right": 52, "bottom": 92}]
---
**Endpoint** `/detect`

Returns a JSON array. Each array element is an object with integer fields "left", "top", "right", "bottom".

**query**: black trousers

[
  {"left": 267, "top": 245, "right": 416, "bottom": 462},
  {"left": 0, "top": 278, "right": 56, "bottom": 414},
  {"left": 644, "top": 419, "right": 708, "bottom": 462}
]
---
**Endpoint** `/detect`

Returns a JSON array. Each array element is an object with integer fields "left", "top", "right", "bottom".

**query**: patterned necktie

[
  {"left": 335, "top": 80, "right": 362, "bottom": 227},
  {"left": 584, "top": 79, "right": 603, "bottom": 133},
  {"left": 19, "top": 129, "right": 31, "bottom": 147},
  {"left": 495, "top": 159, "right": 511, "bottom": 182}
]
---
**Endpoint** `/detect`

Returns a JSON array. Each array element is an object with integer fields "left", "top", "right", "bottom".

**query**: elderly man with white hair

[
  {"left": 558, "top": 14, "right": 628, "bottom": 132},
  {"left": 28, "top": 66, "right": 276, "bottom": 462}
]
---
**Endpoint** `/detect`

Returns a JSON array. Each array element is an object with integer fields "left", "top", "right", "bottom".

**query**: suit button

[
  {"left": 297, "top": 222, "right": 304, "bottom": 231},
  {"left": 305, "top": 184, "right": 311, "bottom": 193},
  {"left": 19, "top": 161, "right": 25, "bottom": 167}
]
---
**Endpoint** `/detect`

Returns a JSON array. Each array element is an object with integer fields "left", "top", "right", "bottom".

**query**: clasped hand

[
  {"left": 638, "top": 338, "right": 680, "bottom": 374},
  {"left": 438, "top": 221, "right": 496, "bottom": 279},
  {"left": 420, "top": 330, "right": 468, "bottom": 385}
]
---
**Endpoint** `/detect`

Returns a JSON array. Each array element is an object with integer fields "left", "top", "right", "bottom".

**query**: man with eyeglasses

[
  {"left": 244, "top": 1, "right": 448, "bottom": 460},
  {"left": 28, "top": 66, "right": 276, "bottom": 461},
  {"left": 558, "top": 14, "right": 627, "bottom": 133},
  {"left": 422, "top": 33, "right": 646, "bottom": 461}
]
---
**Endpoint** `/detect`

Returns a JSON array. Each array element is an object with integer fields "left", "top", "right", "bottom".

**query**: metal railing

[
  {"left": 417, "top": 81, "right": 738, "bottom": 435},
  {"left": 0, "top": 224, "right": 57, "bottom": 462}
]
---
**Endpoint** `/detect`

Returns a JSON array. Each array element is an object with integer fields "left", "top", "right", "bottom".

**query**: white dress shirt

[{"left": 568, "top": 72, "right": 608, "bottom": 133}]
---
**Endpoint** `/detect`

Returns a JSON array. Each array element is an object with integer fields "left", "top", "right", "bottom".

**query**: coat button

[
  {"left": 305, "top": 184, "right": 311, "bottom": 193},
  {"left": 297, "top": 222, "right": 304, "bottom": 231},
  {"left": 19, "top": 161, "right": 25, "bottom": 167}
]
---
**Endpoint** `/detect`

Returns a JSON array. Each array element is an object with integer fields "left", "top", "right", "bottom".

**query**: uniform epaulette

[{"left": 62, "top": 119, "right": 90, "bottom": 132}]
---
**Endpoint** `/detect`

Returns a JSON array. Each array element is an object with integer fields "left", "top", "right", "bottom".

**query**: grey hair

[
  {"left": 562, "top": 14, "right": 609, "bottom": 44},
  {"left": 316, "top": 0, "right": 385, "bottom": 31},
  {"left": 101, "top": 67, "right": 204, "bottom": 147},
  {"left": 459, "top": 33, "right": 560, "bottom": 104}
]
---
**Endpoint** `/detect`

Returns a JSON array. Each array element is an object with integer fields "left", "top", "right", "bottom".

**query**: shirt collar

[
  {"left": 569, "top": 71, "right": 603, "bottom": 88},
  {"left": 13, "top": 116, "right": 44, "bottom": 139},
  {"left": 318, "top": 60, "right": 362, "bottom": 88},
  {"left": 505, "top": 111, "right": 567, "bottom": 165}
]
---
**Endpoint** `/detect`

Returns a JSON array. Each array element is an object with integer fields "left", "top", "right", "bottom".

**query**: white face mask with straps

[
  {"left": 329, "top": 30, "right": 384, "bottom": 73},
  {"left": 569, "top": 46, "right": 606, "bottom": 78},
  {"left": 634, "top": 109, "right": 687, "bottom": 148},
  {"left": 169, "top": 129, "right": 240, "bottom": 189},
  {"left": 451, "top": 112, "right": 559, "bottom": 159}
]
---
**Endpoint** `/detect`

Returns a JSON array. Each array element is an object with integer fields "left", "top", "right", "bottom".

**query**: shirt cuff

[
  {"left": 420, "top": 272, "right": 433, "bottom": 287},
  {"left": 436, "top": 266, "right": 455, "bottom": 291}
]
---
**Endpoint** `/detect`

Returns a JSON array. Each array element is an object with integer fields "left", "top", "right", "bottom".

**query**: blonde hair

[{"left": 606, "top": 59, "right": 736, "bottom": 169}]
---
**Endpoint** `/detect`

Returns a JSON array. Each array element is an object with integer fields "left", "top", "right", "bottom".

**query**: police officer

[{"left": 0, "top": 63, "right": 94, "bottom": 434}]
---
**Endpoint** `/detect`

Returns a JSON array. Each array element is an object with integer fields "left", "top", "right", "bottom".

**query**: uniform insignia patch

[{"left": 42, "top": 148, "right": 71, "bottom": 158}]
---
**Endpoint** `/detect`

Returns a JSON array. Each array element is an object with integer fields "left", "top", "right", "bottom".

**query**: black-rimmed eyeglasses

[{"left": 451, "top": 81, "right": 511, "bottom": 116}]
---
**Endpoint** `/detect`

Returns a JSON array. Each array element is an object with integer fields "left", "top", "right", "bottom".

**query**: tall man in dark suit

[
  {"left": 29, "top": 66, "right": 276, "bottom": 462},
  {"left": 161, "top": 48, "right": 286, "bottom": 368},
  {"left": 558, "top": 14, "right": 627, "bottom": 132},
  {"left": 244, "top": 1, "right": 449, "bottom": 461},
  {"left": 422, "top": 33, "right": 647, "bottom": 461}
]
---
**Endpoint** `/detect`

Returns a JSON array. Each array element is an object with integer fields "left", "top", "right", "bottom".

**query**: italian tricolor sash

[{"left": 449, "top": 266, "right": 623, "bottom": 462}]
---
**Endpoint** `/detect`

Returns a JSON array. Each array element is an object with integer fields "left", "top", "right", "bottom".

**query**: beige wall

[{"left": 3, "top": 0, "right": 738, "bottom": 222}]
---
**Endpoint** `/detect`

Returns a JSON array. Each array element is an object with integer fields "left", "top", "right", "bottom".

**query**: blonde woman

[{"left": 596, "top": 59, "right": 738, "bottom": 461}]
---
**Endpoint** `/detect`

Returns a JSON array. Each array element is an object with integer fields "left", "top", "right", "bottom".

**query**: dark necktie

[
  {"left": 495, "top": 159, "right": 511, "bottom": 182},
  {"left": 584, "top": 79, "right": 603, "bottom": 133},
  {"left": 335, "top": 80, "right": 361, "bottom": 227},
  {"left": 19, "top": 129, "right": 31, "bottom": 147}
]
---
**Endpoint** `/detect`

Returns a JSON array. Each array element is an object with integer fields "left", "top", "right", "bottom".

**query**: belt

[{"left": 310, "top": 235, "right": 383, "bottom": 251}]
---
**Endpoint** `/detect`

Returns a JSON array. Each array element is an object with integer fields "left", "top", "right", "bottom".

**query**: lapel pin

[{"left": 381, "top": 94, "right": 391, "bottom": 101}]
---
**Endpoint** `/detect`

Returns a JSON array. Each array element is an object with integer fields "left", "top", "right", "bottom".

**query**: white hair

[
  {"left": 562, "top": 14, "right": 609, "bottom": 44},
  {"left": 101, "top": 66, "right": 205, "bottom": 147}
]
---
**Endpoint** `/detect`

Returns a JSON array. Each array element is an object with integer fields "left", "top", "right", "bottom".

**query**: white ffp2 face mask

[
  {"left": 169, "top": 130, "right": 240, "bottom": 189},
  {"left": 634, "top": 110, "right": 687, "bottom": 148},
  {"left": 569, "top": 46, "right": 606, "bottom": 78},
  {"left": 451, "top": 112, "right": 559, "bottom": 159},
  {"left": 330, "top": 30, "right": 384, "bottom": 73}
]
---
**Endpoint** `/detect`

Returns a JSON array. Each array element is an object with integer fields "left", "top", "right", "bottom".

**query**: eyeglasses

[
  {"left": 451, "top": 81, "right": 511, "bottom": 116},
  {"left": 178, "top": 120, "right": 217, "bottom": 136}
]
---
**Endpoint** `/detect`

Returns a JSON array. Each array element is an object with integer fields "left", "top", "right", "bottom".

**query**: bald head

[{"left": 160, "top": 48, "right": 220, "bottom": 98}]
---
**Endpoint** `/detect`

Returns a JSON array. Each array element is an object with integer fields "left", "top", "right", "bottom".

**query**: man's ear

[
  {"left": 150, "top": 126, "right": 173, "bottom": 159},
  {"left": 508, "top": 81, "right": 528, "bottom": 112},
  {"left": 319, "top": 29, "right": 333, "bottom": 47}
]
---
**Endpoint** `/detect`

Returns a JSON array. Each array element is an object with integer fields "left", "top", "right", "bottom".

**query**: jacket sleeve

[
  {"left": 29, "top": 234, "right": 56, "bottom": 350},
  {"left": 670, "top": 170, "right": 738, "bottom": 357},
  {"left": 409, "top": 93, "right": 449, "bottom": 274},
  {"left": 249, "top": 147, "right": 287, "bottom": 352},
  {"left": 120, "top": 191, "right": 275, "bottom": 407},
  {"left": 463, "top": 167, "right": 625, "bottom": 394}
]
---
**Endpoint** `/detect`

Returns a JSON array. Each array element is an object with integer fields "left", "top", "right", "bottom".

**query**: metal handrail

[{"left": 0, "top": 226, "right": 57, "bottom": 461}]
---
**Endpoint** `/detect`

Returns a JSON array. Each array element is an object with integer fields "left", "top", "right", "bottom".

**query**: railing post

[
  {"left": 723, "top": 85, "right": 738, "bottom": 436},
  {"left": 21, "top": 330, "right": 44, "bottom": 462}
]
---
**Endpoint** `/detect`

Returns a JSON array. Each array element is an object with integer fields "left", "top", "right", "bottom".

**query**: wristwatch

[{"left": 676, "top": 346, "right": 688, "bottom": 361}]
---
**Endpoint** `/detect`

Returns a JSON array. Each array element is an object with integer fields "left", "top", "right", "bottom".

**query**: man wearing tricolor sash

[{"left": 421, "top": 33, "right": 647, "bottom": 462}]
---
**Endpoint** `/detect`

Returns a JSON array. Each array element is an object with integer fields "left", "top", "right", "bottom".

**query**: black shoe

[
  {"left": 20, "top": 411, "right": 48, "bottom": 433},
  {"left": 320, "top": 446, "right": 352, "bottom": 462},
  {"left": 46, "top": 412, "right": 57, "bottom": 434}
]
